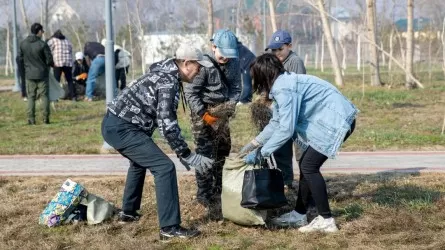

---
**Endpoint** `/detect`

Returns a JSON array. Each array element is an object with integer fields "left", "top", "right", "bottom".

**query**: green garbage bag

[{"left": 221, "top": 156, "right": 267, "bottom": 226}]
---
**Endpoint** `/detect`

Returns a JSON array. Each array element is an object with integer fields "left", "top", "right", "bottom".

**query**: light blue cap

[{"left": 211, "top": 29, "right": 239, "bottom": 58}]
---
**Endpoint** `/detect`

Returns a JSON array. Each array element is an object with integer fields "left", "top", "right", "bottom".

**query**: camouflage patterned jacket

[
  {"left": 107, "top": 58, "right": 190, "bottom": 156},
  {"left": 184, "top": 54, "right": 241, "bottom": 117}
]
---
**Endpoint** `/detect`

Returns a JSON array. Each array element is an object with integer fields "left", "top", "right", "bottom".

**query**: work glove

[
  {"left": 202, "top": 112, "right": 218, "bottom": 126},
  {"left": 180, "top": 152, "right": 214, "bottom": 175},
  {"left": 244, "top": 149, "right": 265, "bottom": 165},
  {"left": 239, "top": 139, "right": 261, "bottom": 155}
]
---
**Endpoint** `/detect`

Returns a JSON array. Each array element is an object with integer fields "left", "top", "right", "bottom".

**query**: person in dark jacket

[
  {"left": 15, "top": 55, "right": 27, "bottom": 101},
  {"left": 18, "top": 23, "right": 53, "bottom": 125},
  {"left": 83, "top": 42, "right": 105, "bottom": 101},
  {"left": 72, "top": 52, "right": 89, "bottom": 95},
  {"left": 184, "top": 29, "right": 241, "bottom": 214},
  {"left": 236, "top": 39, "right": 256, "bottom": 104},
  {"left": 102, "top": 42, "right": 213, "bottom": 240}
]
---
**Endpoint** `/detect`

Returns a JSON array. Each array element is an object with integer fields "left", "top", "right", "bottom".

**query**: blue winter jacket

[{"left": 255, "top": 72, "right": 358, "bottom": 159}]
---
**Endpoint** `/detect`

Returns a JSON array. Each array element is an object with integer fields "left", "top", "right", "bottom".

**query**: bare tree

[
  {"left": 357, "top": 34, "right": 361, "bottom": 71},
  {"left": 135, "top": 0, "right": 146, "bottom": 74},
  {"left": 405, "top": 0, "right": 415, "bottom": 89},
  {"left": 314, "top": 0, "right": 344, "bottom": 86},
  {"left": 268, "top": 0, "right": 277, "bottom": 32},
  {"left": 19, "top": 0, "right": 29, "bottom": 30},
  {"left": 366, "top": 0, "right": 382, "bottom": 86},
  {"left": 442, "top": 17, "right": 445, "bottom": 79},
  {"left": 125, "top": 0, "right": 135, "bottom": 80},
  {"left": 5, "top": 22, "right": 13, "bottom": 76},
  {"left": 207, "top": 0, "right": 214, "bottom": 40}
]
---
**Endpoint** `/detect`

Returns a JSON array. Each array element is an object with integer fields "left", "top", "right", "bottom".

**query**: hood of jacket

[{"left": 149, "top": 58, "right": 180, "bottom": 79}]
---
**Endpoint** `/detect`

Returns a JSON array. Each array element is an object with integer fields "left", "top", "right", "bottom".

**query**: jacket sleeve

[
  {"left": 184, "top": 67, "right": 208, "bottom": 117},
  {"left": 287, "top": 56, "right": 306, "bottom": 74},
  {"left": 228, "top": 59, "right": 242, "bottom": 102},
  {"left": 260, "top": 90, "right": 299, "bottom": 157},
  {"left": 43, "top": 42, "right": 54, "bottom": 67},
  {"left": 156, "top": 80, "right": 190, "bottom": 156}
]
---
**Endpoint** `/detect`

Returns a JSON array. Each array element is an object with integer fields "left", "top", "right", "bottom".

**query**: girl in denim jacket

[{"left": 240, "top": 54, "right": 358, "bottom": 233}]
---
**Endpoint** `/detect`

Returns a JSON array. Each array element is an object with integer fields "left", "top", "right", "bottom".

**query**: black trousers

[
  {"left": 295, "top": 120, "right": 356, "bottom": 218},
  {"left": 115, "top": 67, "right": 127, "bottom": 90},
  {"left": 53, "top": 66, "right": 76, "bottom": 98},
  {"left": 101, "top": 112, "right": 181, "bottom": 228},
  {"left": 273, "top": 139, "right": 294, "bottom": 186}
]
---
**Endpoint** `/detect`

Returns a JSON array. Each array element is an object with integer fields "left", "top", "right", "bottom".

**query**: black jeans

[
  {"left": 53, "top": 66, "right": 75, "bottom": 98},
  {"left": 295, "top": 120, "right": 356, "bottom": 218},
  {"left": 101, "top": 112, "right": 181, "bottom": 228}
]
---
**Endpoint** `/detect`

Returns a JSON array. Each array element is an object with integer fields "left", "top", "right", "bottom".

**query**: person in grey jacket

[
  {"left": 102, "top": 43, "right": 213, "bottom": 240},
  {"left": 184, "top": 29, "right": 241, "bottom": 213},
  {"left": 18, "top": 23, "right": 53, "bottom": 125},
  {"left": 264, "top": 30, "right": 306, "bottom": 189}
]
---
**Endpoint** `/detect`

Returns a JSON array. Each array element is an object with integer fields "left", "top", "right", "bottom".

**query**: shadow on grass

[
  {"left": 371, "top": 184, "right": 441, "bottom": 209},
  {"left": 326, "top": 171, "right": 422, "bottom": 202}
]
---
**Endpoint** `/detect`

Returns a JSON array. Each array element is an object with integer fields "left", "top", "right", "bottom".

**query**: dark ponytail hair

[
  {"left": 250, "top": 53, "right": 285, "bottom": 99},
  {"left": 52, "top": 29, "right": 65, "bottom": 40}
]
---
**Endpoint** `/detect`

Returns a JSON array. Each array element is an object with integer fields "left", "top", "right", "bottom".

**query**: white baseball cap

[
  {"left": 75, "top": 52, "right": 84, "bottom": 60},
  {"left": 174, "top": 43, "right": 213, "bottom": 68}
]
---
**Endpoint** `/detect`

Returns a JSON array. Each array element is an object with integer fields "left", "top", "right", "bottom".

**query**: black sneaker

[
  {"left": 159, "top": 225, "right": 200, "bottom": 241},
  {"left": 117, "top": 211, "right": 140, "bottom": 223}
]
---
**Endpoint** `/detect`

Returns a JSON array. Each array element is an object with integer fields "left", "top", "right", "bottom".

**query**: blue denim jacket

[{"left": 255, "top": 72, "right": 358, "bottom": 159}]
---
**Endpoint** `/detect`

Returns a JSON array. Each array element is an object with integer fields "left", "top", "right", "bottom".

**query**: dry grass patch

[{"left": 1, "top": 173, "right": 445, "bottom": 249}]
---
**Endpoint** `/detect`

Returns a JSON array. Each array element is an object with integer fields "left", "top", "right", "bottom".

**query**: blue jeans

[
  {"left": 85, "top": 56, "right": 105, "bottom": 99},
  {"left": 239, "top": 69, "right": 252, "bottom": 103}
]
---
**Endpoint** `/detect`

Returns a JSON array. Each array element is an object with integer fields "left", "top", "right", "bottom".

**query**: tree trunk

[
  {"left": 315, "top": 40, "right": 319, "bottom": 69},
  {"left": 136, "top": 0, "right": 146, "bottom": 74},
  {"left": 207, "top": 0, "right": 214, "bottom": 40},
  {"left": 5, "top": 22, "right": 10, "bottom": 76},
  {"left": 366, "top": 0, "right": 382, "bottom": 86},
  {"left": 339, "top": 40, "right": 346, "bottom": 74},
  {"left": 316, "top": 0, "right": 343, "bottom": 86},
  {"left": 44, "top": 0, "right": 49, "bottom": 31},
  {"left": 236, "top": 0, "right": 241, "bottom": 36},
  {"left": 389, "top": 29, "right": 394, "bottom": 70},
  {"left": 19, "top": 0, "right": 29, "bottom": 32},
  {"left": 125, "top": 0, "right": 135, "bottom": 80},
  {"left": 405, "top": 0, "right": 415, "bottom": 89},
  {"left": 442, "top": 17, "right": 445, "bottom": 80},
  {"left": 357, "top": 34, "right": 361, "bottom": 71},
  {"left": 268, "top": 0, "right": 277, "bottom": 32},
  {"left": 381, "top": 41, "right": 386, "bottom": 66},
  {"left": 321, "top": 34, "right": 325, "bottom": 72}
]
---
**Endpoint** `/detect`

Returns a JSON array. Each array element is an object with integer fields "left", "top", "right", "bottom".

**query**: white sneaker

[
  {"left": 298, "top": 215, "right": 339, "bottom": 233},
  {"left": 271, "top": 210, "right": 307, "bottom": 227}
]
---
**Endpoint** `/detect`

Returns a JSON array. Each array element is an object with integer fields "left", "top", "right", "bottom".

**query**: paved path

[{"left": 0, "top": 151, "right": 444, "bottom": 176}]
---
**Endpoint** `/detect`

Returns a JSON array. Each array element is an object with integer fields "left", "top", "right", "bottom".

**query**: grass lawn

[
  {"left": 1, "top": 173, "right": 445, "bottom": 249},
  {"left": 0, "top": 73, "right": 444, "bottom": 154}
]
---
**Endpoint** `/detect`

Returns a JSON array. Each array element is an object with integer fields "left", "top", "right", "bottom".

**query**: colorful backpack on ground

[{"left": 39, "top": 179, "right": 88, "bottom": 227}]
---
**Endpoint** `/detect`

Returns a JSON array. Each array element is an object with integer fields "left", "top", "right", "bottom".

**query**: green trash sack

[{"left": 221, "top": 156, "right": 267, "bottom": 226}]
